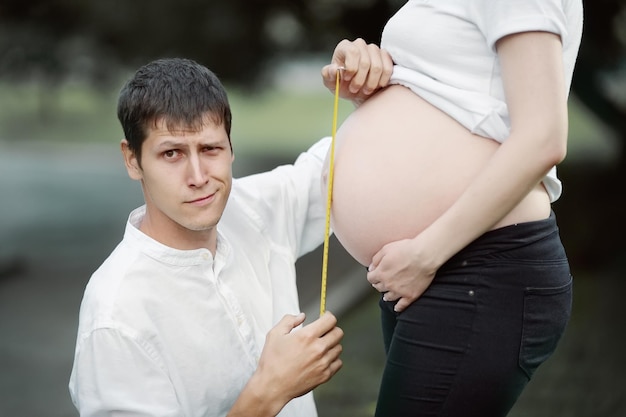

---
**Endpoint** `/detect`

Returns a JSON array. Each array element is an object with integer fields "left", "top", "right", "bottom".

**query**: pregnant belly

[{"left": 325, "top": 85, "right": 548, "bottom": 266}]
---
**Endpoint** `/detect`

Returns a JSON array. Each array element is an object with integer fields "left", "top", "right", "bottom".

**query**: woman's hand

[
  {"left": 321, "top": 38, "right": 394, "bottom": 105},
  {"left": 367, "top": 237, "right": 438, "bottom": 313}
]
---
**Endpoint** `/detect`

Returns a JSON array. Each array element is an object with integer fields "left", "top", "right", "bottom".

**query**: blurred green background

[{"left": 1, "top": 1, "right": 625, "bottom": 416}]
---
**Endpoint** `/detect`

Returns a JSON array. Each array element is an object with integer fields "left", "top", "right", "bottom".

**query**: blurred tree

[
  {"left": 554, "top": 0, "right": 626, "bottom": 269},
  {"left": 1, "top": 0, "right": 623, "bottom": 108},
  {"left": 0, "top": 0, "right": 401, "bottom": 87}
]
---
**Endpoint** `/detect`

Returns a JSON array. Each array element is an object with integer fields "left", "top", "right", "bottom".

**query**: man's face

[{"left": 122, "top": 118, "right": 234, "bottom": 251}]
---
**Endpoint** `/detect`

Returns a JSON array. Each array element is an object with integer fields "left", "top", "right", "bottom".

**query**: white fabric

[
  {"left": 381, "top": 0, "right": 584, "bottom": 202},
  {"left": 69, "top": 137, "right": 331, "bottom": 417}
]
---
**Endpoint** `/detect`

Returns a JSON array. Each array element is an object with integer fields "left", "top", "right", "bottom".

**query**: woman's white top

[{"left": 381, "top": 0, "right": 584, "bottom": 202}]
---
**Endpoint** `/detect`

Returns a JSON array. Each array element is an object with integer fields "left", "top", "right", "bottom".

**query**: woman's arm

[{"left": 367, "top": 31, "right": 568, "bottom": 312}]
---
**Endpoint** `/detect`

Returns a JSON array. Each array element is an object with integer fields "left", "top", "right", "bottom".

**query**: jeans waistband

[{"left": 441, "top": 211, "right": 564, "bottom": 270}]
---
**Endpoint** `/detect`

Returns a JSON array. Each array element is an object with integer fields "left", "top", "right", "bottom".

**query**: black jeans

[{"left": 375, "top": 211, "right": 572, "bottom": 417}]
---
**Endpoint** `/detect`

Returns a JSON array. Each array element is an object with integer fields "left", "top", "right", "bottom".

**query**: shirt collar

[{"left": 125, "top": 205, "right": 232, "bottom": 268}]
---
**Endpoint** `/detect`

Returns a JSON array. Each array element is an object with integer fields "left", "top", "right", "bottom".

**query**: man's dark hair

[{"left": 117, "top": 58, "right": 232, "bottom": 163}]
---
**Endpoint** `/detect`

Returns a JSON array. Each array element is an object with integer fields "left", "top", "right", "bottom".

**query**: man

[{"left": 68, "top": 58, "right": 344, "bottom": 417}]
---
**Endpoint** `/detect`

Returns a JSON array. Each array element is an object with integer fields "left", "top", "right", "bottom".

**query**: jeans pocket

[{"left": 519, "top": 276, "right": 573, "bottom": 379}]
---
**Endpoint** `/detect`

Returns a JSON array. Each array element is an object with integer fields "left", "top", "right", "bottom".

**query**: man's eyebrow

[
  {"left": 157, "top": 138, "right": 228, "bottom": 149},
  {"left": 157, "top": 140, "right": 187, "bottom": 149},
  {"left": 198, "top": 137, "right": 231, "bottom": 146}
]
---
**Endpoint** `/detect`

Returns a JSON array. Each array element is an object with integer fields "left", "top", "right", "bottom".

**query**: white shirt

[
  {"left": 69, "top": 137, "right": 331, "bottom": 417},
  {"left": 381, "top": 0, "right": 584, "bottom": 202}
]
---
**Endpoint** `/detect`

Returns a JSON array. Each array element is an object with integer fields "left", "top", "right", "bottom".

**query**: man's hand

[
  {"left": 258, "top": 312, "right": 343, "bottom": 399},
  {"left": 321, "top": 38, "right": 394, "bottom": 105},
  {"left": 229, "top": 312, "right": 343, "bottom": 417}
]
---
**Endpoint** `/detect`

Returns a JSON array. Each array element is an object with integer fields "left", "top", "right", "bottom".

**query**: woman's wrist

[{"left": 411, "top": 225, "right": 456, "bottom": 274}]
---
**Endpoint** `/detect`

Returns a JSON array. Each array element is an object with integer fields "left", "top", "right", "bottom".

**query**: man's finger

[
  {"left": 321, "top": 326, "right": 344, "bottom": 346},
  {"left": 274, "top": 313, "right": 306, "bottom": 335},
  {"left": 304, "top": 311, "right": 338, "bottom": 337}
]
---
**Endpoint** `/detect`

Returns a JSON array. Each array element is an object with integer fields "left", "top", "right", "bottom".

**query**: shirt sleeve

[
  {"left": 471, "top": 0, "right": 569, "bottom": 52},
  {"left": 69, "top": 328, "right": 181, "bottom": 417},
  {"left": 231, "top": 136, "right": 331, "bottom": 258}
]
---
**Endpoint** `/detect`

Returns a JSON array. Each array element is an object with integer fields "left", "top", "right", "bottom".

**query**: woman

[{"left": 321, "top": 1, "right": 583, "bottom": 416}]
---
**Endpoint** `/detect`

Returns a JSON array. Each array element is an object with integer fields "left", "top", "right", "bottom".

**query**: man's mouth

[{"left": 187, "top": 192, "right": 216, "bottom": 205}]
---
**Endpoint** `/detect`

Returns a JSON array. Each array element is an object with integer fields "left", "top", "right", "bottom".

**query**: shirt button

[{"left": 202, "top": 253, "right": 209, "bottom": 260}]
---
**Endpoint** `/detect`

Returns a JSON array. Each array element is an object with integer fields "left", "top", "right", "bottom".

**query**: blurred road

[
  {"left": 1, "top": 140, "right": 624, "bottom": 417},
  {"left": 0, "top": 140, "right": 144, "bottom": 417}
]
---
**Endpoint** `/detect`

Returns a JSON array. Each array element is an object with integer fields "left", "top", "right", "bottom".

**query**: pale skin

[
  {"left": 121, "top": 119, "right": 343, "bottom": 416},
  {"left": 321, "top": 38, "right": 394, "bottom": 106},
  {"left": 322, "top": 32, "right": 568, "bottom": 312}
]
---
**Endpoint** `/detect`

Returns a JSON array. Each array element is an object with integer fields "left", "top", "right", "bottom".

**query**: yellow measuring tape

[{"left": 320, "top": 69, "right": 341, "bottom": 317}]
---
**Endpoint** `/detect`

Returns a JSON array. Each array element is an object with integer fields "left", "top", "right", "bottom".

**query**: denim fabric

[{"left": 375, "top": 211, "right": 573, "bottom": 417}]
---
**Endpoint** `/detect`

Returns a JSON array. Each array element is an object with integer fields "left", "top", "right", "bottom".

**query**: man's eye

[
  {"left": 164, "top": 150, "right": 179, "bottom": 158},
  {"left": 203, "top": 147, "right": 225, "bottom": 155}
]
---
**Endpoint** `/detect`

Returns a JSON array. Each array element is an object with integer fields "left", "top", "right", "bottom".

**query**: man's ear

[{"left": 121, "top": 139, "right": 142, "bottom": 180}]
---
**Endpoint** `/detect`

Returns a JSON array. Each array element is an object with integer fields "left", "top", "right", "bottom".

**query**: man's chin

[{"left": 182, "top": 219, "right": 220, "bottom": 232}]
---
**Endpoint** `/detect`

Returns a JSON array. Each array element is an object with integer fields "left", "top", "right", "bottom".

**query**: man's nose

[{"left": 187, "top": 154, "right": 209, "bottom": 187}]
